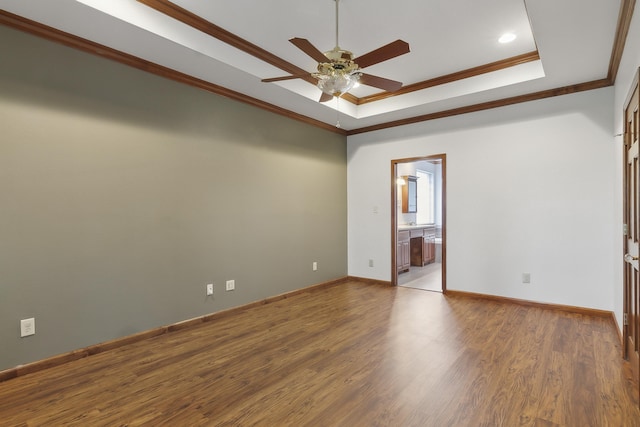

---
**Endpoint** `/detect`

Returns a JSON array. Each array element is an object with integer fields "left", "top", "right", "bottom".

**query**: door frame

[{"left": 391, "top": 154, "right": 447, "bottom": 290}]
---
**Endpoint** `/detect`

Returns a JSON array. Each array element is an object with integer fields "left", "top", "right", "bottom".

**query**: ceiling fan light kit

[
  {"left": 314, "top": 49, "right": 361, "bottom": 97},
  {"left": 262, "top": 0, "right": 410, "bottom": 103}
]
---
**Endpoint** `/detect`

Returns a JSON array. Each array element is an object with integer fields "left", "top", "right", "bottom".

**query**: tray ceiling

[{"left": 0, "top": 0, "right": 627, "bottom": 133}]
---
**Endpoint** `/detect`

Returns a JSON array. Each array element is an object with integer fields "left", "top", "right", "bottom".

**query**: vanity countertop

[{"left": 398, "top": 224, "right": 436, "bottom": 231}]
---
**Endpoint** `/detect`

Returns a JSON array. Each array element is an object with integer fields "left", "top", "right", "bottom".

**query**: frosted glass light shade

[{"left": 317, "top": 72, "right": 360, "bottom": 97}]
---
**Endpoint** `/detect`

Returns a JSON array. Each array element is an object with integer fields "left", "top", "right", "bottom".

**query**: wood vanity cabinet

[
  {"left": 397, "top": 231, "right": 410, "bottom": 273},
  {"left": 423, "top": 232, "right": 436, "bottom": 264},
  {"left": 401, "top": 175, "right": 417, "bottom": 213},
  {"left": 410, "top": 227, "right": 436, "bottom": 267}
]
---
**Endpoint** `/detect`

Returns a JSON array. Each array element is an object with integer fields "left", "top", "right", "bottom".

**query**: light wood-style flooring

[
  {"left": 398, "top": 262, "right": 442, "bottom": 292},
  {"left": 1, "top": 280, "right": 638, "bottom": 426}
]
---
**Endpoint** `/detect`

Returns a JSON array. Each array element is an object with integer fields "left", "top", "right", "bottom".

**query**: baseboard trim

[
  {"left": 1, "top": 280, "right": 617, "bottom": 383},
  {"left": 445, "top": 290, "right": 615, "bottom": 319},
  {"left": 611, "top": 311, "right": 624, "bottom": 346},
  {"left": 0, "top": 277, "right": 349, "bottom": 383},
  {"left": 346, "top": 276, "right": 392, "bottom": 286},
  {"left": 353, "top": 279, "right": 615, "bottom": 321}
]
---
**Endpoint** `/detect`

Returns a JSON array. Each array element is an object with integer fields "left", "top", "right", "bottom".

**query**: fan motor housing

[
  {"left": 324, "top": 47, "right": 354, "bottom": 62},
  {"left": 318, "top": 48, "right": 360, "bottom": 76}
]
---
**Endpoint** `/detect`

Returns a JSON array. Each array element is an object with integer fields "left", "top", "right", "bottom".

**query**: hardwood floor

[{"left": 1, "top": 280, "right": 638, "bottom": 426}]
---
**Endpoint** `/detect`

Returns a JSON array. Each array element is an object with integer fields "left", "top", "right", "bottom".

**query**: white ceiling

[{"left": 0, "top": 0, "right": 622, "bottom": 132}]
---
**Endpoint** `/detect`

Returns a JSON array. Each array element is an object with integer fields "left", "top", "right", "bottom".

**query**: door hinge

[
  {"left": 624, "top": 313, "right": 629, "bottom": 326},
  {"left": 624, "top": 223, "right": 629, "bottom": 236}
]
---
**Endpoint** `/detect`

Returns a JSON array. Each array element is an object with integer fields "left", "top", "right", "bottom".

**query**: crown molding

[
  {"left": 608, "top": 0, "right": 636, "bottom": 83},
  {"left": 0, "top": 10, "right": 346, "bottom": 136},
  {"left": 347, "top": 79, "right": 612, "bottom": 135}
]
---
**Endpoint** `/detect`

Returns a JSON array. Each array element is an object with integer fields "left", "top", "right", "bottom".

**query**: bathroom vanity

[
  {"left": 397, "top": 230, "right": 411, "bottom": 273},
  {"left": 397, "top": 225, "right": 436, "bottom": 272}
]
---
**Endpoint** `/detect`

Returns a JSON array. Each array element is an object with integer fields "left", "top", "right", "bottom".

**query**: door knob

[{"left": 624, "top": 254, "right": 639, "bottom": 262}]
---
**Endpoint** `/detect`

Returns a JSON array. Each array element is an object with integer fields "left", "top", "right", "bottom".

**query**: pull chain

[{"left": 336, "top": 96, "right": 341, "bottom": 128}]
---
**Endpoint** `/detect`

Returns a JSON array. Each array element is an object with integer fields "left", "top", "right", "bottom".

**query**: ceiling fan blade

[
  {"left": 359, "top": 73, "right": 403, "bottom": 92},
  {"left": 319, "top": 92, "right": 334, "bottom": 103},
  {"left": 354, "top": 40, "right": 410, "bottom": 69},
  {"left": 289, "top": 38, "right": 329, "bottom": 63},
  {"left": 262, "top": 74, "right": 310, "bottom": 83}
]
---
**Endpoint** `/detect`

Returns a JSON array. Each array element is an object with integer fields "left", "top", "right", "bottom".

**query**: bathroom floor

[{"left": 398, "top": 262, "right": 442, "bottom": 292}]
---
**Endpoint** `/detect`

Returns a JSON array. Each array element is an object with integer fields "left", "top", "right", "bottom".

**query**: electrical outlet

[
  {"left": 206, "top": 284, "right": 214, "bottom": 296},
  {"left": 312, "top": 262, "right": 318, "bottom": 271},
  {"left": 369, "top": 259, "right": 374, "bottom": 267},
  {"left": 522, "top": 273, "right": 531, "bottom": 284},
  {"left": 226, "top": 280, "right": 235, "bottom": 291},
  {"left": 20, "top": 318, "right": 35, "bottom": 337}
]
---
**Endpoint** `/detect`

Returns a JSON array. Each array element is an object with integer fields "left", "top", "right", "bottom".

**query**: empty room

[{"left": 1, "top": 0, "right": 640, "bottom": 425}]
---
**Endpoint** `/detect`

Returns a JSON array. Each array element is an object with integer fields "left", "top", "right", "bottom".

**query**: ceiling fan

[{"left": 262, "top": 0, "right": 410, "bottom": 103}]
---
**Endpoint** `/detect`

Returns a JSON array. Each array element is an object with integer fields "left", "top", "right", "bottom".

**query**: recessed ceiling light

[{"left": 499, "top": 33, "right": 517, "bottom": 44}]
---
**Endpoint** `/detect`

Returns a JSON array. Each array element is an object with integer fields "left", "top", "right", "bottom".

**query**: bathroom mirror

[{"left": 402, "top": 175, "right": 417, "bottom": 213}]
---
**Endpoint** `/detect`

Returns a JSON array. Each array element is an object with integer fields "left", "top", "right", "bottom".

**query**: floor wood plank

[{"left": 0, "top": 280, "right": 638, "bottom": 426}]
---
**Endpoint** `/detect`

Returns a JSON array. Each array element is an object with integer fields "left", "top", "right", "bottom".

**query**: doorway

[{"left": 391, "top": 154, "right": 446, "bottom": 291}]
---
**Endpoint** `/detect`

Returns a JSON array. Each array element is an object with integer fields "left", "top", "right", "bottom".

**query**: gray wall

[{"left": 0, "top": 26, "right": 347, "bottom": 370}]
